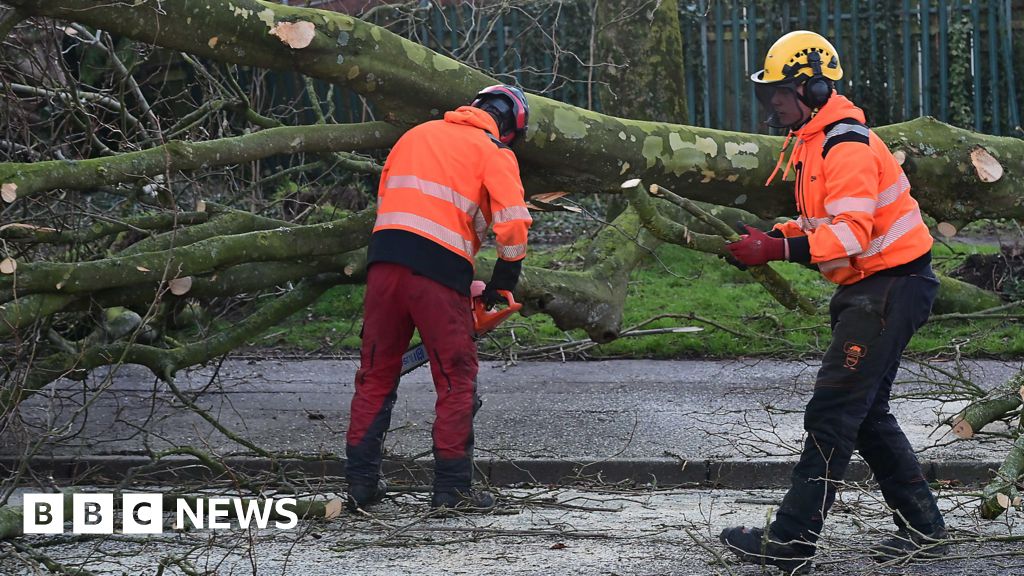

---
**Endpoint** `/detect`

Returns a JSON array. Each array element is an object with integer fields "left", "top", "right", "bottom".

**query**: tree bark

[
  {"left": 0, "top": 123, "right": 400, "bottom": 203},
  {"left": 949, "top": 371, "right": 1024, "bottom": 439},
  {"left": 0, "top": 211, "right": 376, "bottom": 299},
  {"left": 597, "top": 0, "right": 688, "bottom": 123},
  {"left": 980, "top": 429, "right": 1024, "bottom": 520},
  {"left": 3, "top": 0, "right": 1022, "bottom": 224}
]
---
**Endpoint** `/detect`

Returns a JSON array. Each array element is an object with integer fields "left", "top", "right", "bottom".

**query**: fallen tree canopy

[
  {"left": 0, "top": 0, "right": 1019, "bottom": 391},
  {"left": 0, "top": 0, "right": 1022, "bottom": 540}
]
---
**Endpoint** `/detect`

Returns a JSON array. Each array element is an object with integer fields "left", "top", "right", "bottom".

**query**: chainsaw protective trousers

[
  {"left": 769, "top": 268, "right": 945, "bottom": 553},
  {"left": 346, "top": 262, "right": 480, "bottom": 492}
]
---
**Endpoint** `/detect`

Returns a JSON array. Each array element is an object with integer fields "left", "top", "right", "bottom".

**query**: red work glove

[{"left": 726, "top": 225, "right": 786, "bottom": 267}]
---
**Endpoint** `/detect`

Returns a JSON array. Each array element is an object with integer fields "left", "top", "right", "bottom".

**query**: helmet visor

[{"left": 754, "top": 80, "right": 806, "bottom": 130}]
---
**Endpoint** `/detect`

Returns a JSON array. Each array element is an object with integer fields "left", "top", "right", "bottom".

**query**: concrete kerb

[{"left": 1, "top": 456, "right": 1002, "bottom": 488}]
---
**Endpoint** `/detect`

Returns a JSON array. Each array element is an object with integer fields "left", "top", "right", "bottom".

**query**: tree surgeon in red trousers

[
  {"left": 719, "top": 31, "right": 948, "bottom": 573},
  {"left": 345, "top": 85, "right": 532, "bottom": 512}
]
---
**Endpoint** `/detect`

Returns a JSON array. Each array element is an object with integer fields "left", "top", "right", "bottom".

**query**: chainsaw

[{"left": 399, "top": 280, "right": 521, "bottom": 376}]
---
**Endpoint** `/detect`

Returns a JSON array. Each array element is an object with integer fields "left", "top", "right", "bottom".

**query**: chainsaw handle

[{"left": 472, "top": 289, "right": 521, "bottom": 335}]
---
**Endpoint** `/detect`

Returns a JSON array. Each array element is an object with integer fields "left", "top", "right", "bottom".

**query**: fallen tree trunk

[
  {"left": 2, "top": 0, "right": 1022, "bottom": 223},
  {"left": 478, "top": 206, "right": 659, "bottom": 343}
]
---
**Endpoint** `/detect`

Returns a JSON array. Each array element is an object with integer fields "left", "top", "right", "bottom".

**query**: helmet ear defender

[
  {"left": 802, "top": 50, "right": 833, "bottom": 109},
  {"left": 471, "top": 85, "right": 530, "bottom": 146}
]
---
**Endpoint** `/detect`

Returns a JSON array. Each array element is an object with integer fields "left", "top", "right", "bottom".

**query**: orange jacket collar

[
  {"left": 796, "top": 93, "right": 866, "bottom": 138},
  {"left": 444, "top": 106, "right": 500, "bottom": 139}
]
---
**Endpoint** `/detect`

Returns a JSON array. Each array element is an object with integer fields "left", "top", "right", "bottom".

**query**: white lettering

[
  {"left": 175, "top": 497, "right": 203, "bottom": 530},
  {"left": 232, "top": 499, "right": 275, "bottom": 530},
  {"left": 207, "top": 498, "right": 232, "bottom": 529},
  {"left": 23, "top": 494, "right": 63, "bottom": 534},
  {"left": 274, "top": 498, "right": 298, "bottom": 529},
  {"left": 73, "top": 494, "right": 113, "bottom": 534}
]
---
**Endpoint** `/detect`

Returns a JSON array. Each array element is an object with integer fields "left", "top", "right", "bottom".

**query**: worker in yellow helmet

[{"left": 721, "top": 31, "right": 947, "bottom": 573}]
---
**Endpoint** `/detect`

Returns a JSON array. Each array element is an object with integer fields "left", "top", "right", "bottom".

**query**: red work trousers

[{"left": 345, "top": 262, "right": 480, "bottom": 491}]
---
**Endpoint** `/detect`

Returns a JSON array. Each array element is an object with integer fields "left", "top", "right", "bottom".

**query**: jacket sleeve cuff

[
  {"left": 488, "top": 258, "right": 522, "bottom": 292},
  {"left": 785, "top": 236, "right": 812, "bottom": 263},
  {"left": 766, "top": 228, "right": 785, "bottom": 239}
]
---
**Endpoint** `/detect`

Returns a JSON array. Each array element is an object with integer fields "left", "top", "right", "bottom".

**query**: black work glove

[{"left": 484, "top": 258, "right": 522, "bottom": 308}]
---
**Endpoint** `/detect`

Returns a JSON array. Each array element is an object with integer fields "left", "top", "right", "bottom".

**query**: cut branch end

[
  {"left": 951, "top": 416, "right": 974, "bottom": 439},
  {"left": 1, "top": 183, "right": 16, "bottom": 203}
]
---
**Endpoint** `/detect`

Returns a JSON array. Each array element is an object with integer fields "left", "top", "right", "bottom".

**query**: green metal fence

[
  {"left": 272, "top": 0, "right": 1023, "bottom": 136},
  {"left": 684, "top": 0, "right": 1023, "bottom": 135}
]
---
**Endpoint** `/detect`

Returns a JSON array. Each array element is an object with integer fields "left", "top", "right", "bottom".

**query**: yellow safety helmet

[{"left": 751, "top": 30, "right": 843, "bottom": 85}]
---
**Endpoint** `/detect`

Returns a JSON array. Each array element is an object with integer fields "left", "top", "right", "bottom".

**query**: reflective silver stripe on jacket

[
  {"left": 386, "top": 175, "right": 488, "bottom": 244},
  {"left": 800, "top": 215, "right": 833, "bottom": 231},
  {"left": 876, "top": 172, "right": 911, "bottom": 209},
  {"left": 375, "top": 212, "right": 475, "bottom": 256},
  {"left": 860, "top": 208, "right": 925, "bottom": 258},
  {"left": 815, "top": 172, "right": 910, "bottom": 220},
  {"left": 826, "top": 221, "right": 864, "bottom": 256},
  {"left": 493, "top": 205, "right": 533, "bottom": 225},
  {"left": 497, "top": 243, "right": 527, "bottom": 259},
  {"left": 825, "top": 196, "right": 876, "bottom": 216},
  {"left": 823, "top": 123, "right": 870, "bottom": 146},
  {"left": 818, "top": 257, "right": 850, "bottom": 273}
]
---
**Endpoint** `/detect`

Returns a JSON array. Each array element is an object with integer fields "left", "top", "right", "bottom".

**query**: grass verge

[{"left": 268, "top": 240, "right": 1022, "bottom": 359}]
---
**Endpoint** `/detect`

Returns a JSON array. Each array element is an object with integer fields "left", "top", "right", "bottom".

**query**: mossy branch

[
  {"left": 0, "top": 212, "right": 209, "bottom": 244},
  {"left": 948, "top": 371, "right": 1024, "bottom": 440},
  {"left": 624, "top": 179, "right": 816, "bottom": 314},
  {"left": 0, "top": 122, "right": 400, "bottom": 203},
  {"left": 980, "top": 430, "right": 1024, "bottom": 520},
  {"left": 0, "top": 210, "right": 375, "bottom": 298},
  {"left": 1, "top": 275, "right": 336, "bottom": 412}
]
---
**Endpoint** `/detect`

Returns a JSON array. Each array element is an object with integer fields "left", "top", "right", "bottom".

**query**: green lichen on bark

[{"left": 597, "top": 0, "right": 688, "bottom": 123}]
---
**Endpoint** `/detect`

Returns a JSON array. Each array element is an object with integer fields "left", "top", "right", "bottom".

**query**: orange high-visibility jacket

[
  {"left": 772, "top": 94, "right": 932, "bottom": 285},
  {"left": 369, "top": 106, "right": 532, "bottom": 293},
  {"left": 375, "top": 106, "right": 531, "bottom": 262}
]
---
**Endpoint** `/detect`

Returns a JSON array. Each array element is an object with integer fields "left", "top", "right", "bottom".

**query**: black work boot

[
  {"left": 870, "top": 527, "right": 949, "bottom": 563},
  {"left": 719, "top": 526, "right": 813, "bottom": 575},
  {"left": 430, "top": 489, "right": 496, "bottom": 513},
  {"left": 346, "top": 478, "right": 387, "bottom": 512}
]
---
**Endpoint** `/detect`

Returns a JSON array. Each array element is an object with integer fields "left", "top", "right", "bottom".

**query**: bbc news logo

[{"left": 23, "top": 493, "right": 299, "bottom": 534}]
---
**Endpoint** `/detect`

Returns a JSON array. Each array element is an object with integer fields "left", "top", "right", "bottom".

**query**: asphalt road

[
  {"left": 5, "top": 359, "right": 1024, "bottom": 575},
  {"left": 5, "top": 358, "right": 1021, "bottom": 463}
]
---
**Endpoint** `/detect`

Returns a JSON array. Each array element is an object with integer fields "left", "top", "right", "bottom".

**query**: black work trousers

[{"left": 770, "top": 267, "right": 945, "bottom": 552}]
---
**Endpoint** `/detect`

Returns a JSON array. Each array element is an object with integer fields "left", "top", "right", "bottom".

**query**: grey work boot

[
  {"left": 719, "top": 526, "right": 813, "bottom": 575},
  {"left": 870, "top": 527, "right": 950, "bottom": 563},
  {"left": 345, "top": 479, "right": 387, "bottom": 512},
  {"left": 430, "top": 489, "right": 496, "bottom": 513}
]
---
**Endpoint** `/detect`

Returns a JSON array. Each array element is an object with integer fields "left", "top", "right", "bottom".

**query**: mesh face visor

[{"left": 754, "top": 80, "right": 804, "bottom": 130}]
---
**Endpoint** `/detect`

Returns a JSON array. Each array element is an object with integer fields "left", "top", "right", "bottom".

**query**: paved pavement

[
  {"left": 4, "top": 485, "right": 1024, "bottom": 576},
  {"left": 4, "top": 359, "right": 1024, "bottom": 575},
  {"left": 3, "top": 359, "right": 1022, "bottom": 487}
]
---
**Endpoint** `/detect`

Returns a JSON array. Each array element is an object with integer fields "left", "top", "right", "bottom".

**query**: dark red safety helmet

[{"left": 471, "top": 84, "right": 530, "bottom": 146}]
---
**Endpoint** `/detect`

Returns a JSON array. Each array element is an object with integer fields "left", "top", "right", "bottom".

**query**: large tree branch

[
  {"left": 0, "top": 122, "right": 400, "bottom": 203},
  {"left": 2, "top": 275, "right": 337, "bottom": 412},
  {"left": 0, "top": 209, "right": 375, "bottom": 298},
  {"left": 5, "top": 0, "right": 1021, "bottom": 223}
]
